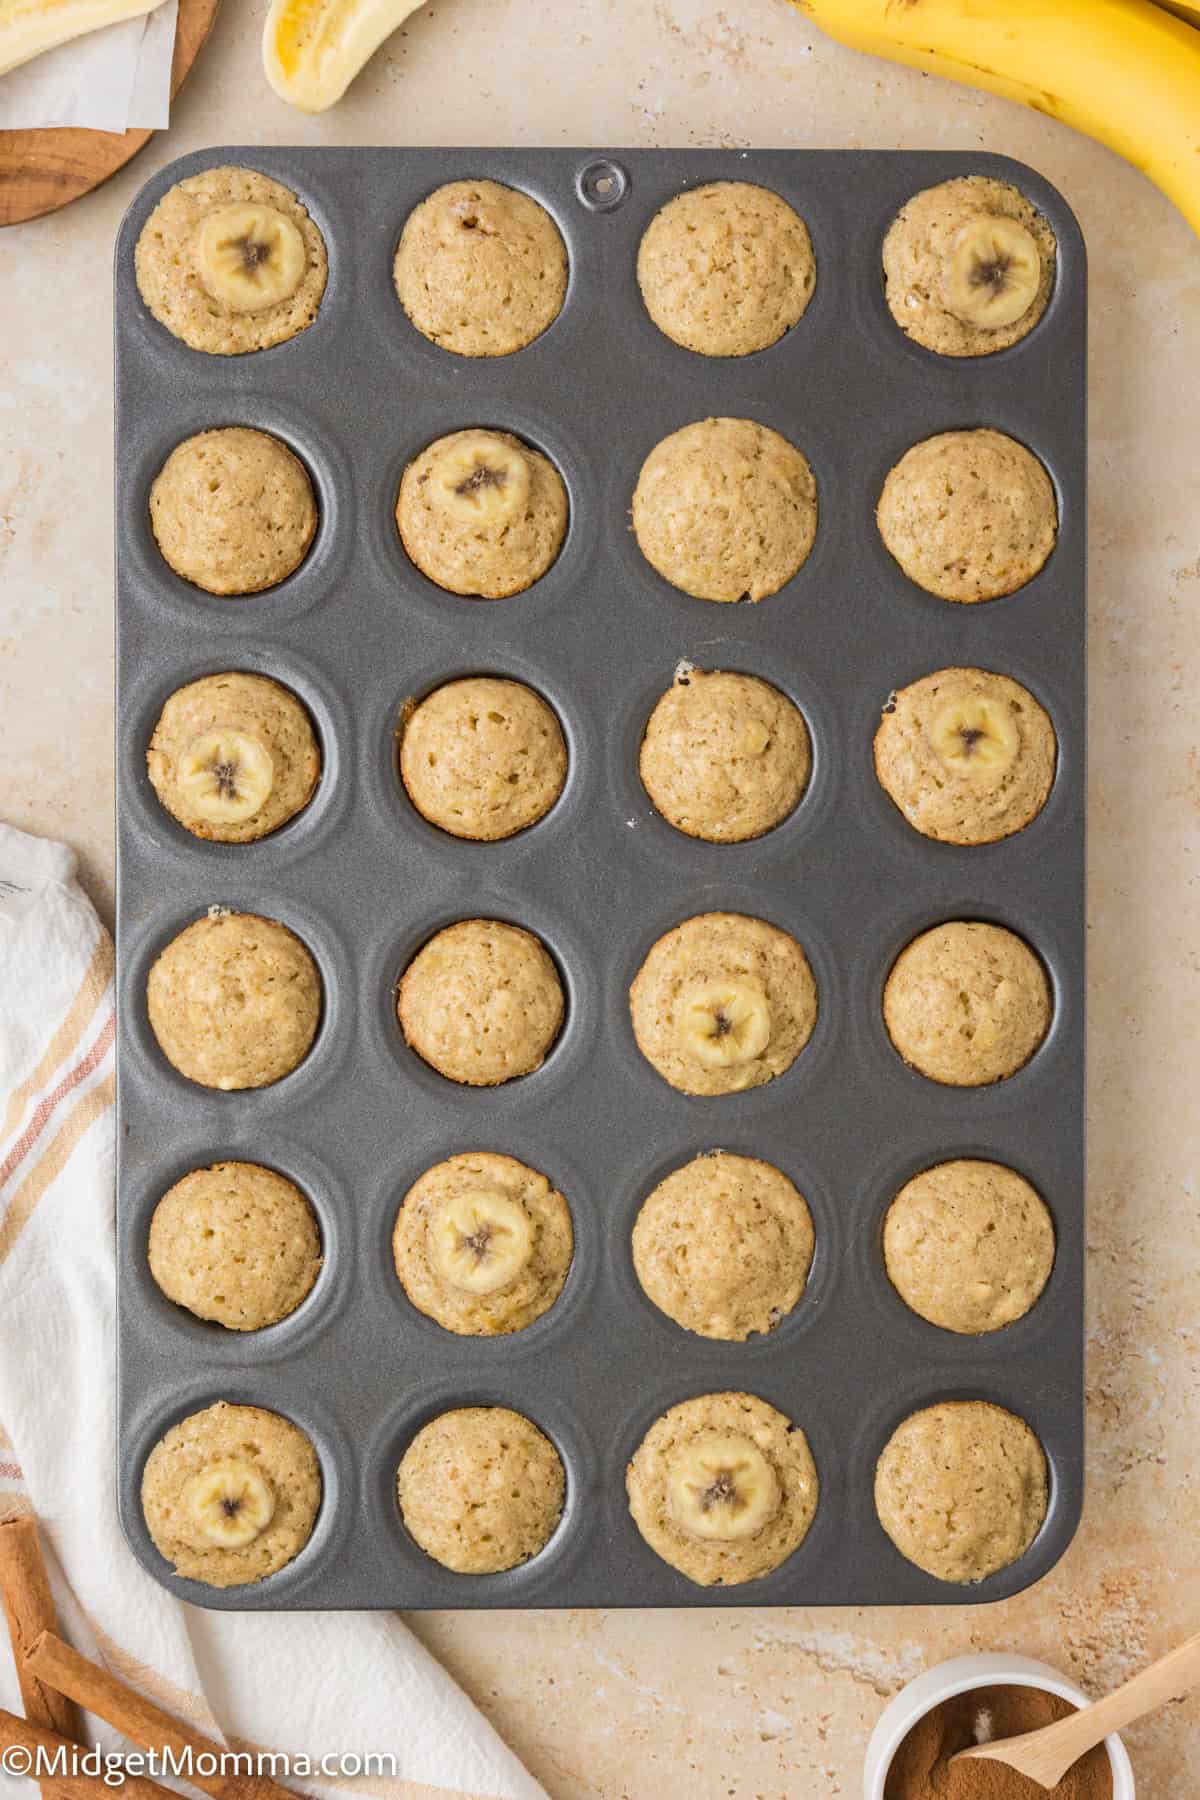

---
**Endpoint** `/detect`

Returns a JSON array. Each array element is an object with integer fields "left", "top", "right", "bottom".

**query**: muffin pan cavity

[{"left": 116, "top": 148, "right": 1084, "bottom": 1609}]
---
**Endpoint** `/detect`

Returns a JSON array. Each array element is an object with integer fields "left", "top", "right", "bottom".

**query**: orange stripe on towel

[
  {"left": 0, "top": 934, "right": 113, "bottom": 1147},
  {"left": 0, "top": 1009, "right": 115, "bottom": 1193},
  {"left": 0, "top": 1069, "right": 115, "bottom": 1266}
]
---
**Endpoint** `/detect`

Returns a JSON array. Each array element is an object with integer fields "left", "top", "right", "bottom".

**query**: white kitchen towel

[
  {"left": 0, "top": 0, "right": 177, "bottom": 133},
  {"left": 0, "top": 823, "right": 546, "bottom": 1800}
]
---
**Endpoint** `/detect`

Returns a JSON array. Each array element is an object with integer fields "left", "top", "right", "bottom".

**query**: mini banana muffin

[
  {"left": 883, "top": 920, "right": 1050, "bottom": 1087},
  {"left": 874, "top": 1400, "right": 1048, "bottom": 1583},
  {"left": 147, "top": 910, "right": 321, "bottom": 1091},
  {"left": 400, "top": 677, "right": 566, "bottom": 840},
  {"left": 150, "top": 428, "right": 317, "bottom": 597},
  {"left": 883, "top": 175, "right": 1056, "bottom": 358},
  {"left": 640, "top": 667, "right": 810, "bottom": 842},
  {"left": 397, "top": 1406, "right": 564, "bottom": 1574},
  {"left": 874, "top": 667, "right": 1056, "bottom": 845},
  {"left": 637, "top": 181, "right": 816, "bottom": 357},
  {"left": 393, "top": 1151, "right": 572, "bottom": 1335},
  {"left": 627, "top": 1391, "right": 818, "bottom": 1586},
  {"left": 397, "top": 429, "right": 567, "bottom": 599},
  {"left": 398, "top": 918, "right": 564, "bottom": 1086},
  {"left": 135, "top": 164, "right": 328, "bottom": 356},
  {"left": 148, "top": 1161, "right": 323, "bottom": 1331},
  {"left": 394, "top": 179, "right": 567, "bottom": 357},
  {"left": 141, "top": 1400, "right": 321, "bottom": 1588},
  {"left": 884, "top": 1159, "right": 1055, "bottom": 1335},
  {"left": 630, "top": 911, "right": 817, "bottom": 1097},
  {"left": 632, "top": 417, "right": 817, "bottom": 604},
  {"left": 633, "top": 1152, "right": 814, "bottom": 1340},
  {"left": 147, "top": 672, "right": 321, "bottom": 844},
  {"left": 877, "top": 429, "right": 1056, "bottom": 604}
]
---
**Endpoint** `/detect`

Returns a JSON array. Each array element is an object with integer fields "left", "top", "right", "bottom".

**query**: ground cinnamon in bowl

[{"left": 884, "top": 1683, "right": 1114, "bottom": 1798}]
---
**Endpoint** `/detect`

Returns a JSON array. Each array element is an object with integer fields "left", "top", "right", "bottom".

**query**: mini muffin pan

[{"left": 115, "top": 147, "right": 1086, "bottom": 1610}]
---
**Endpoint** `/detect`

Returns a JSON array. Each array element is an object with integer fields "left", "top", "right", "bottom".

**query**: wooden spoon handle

[
  {"left": 1064, "top": 1629, "right": 1200, "bottom": 1746},
  {"left": 957, "top": 1630, "right": 1200, "bottom": 1785}
]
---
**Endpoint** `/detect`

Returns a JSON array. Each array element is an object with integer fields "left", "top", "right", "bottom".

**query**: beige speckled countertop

[{"left": 4, "top": 1, "right": 1200, "bottom": 1792}]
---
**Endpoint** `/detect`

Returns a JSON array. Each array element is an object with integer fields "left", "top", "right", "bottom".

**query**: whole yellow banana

[{"left": 789, "top": 0, "right": 1200, "bottom": 238}]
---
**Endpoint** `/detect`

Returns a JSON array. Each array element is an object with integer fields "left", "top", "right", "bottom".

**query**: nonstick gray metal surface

[{"left": 115, "top": 147, "right": 1086, "bottom": 1610}]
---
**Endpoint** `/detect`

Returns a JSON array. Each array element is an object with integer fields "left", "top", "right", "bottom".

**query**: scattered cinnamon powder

[{"left": 884, "top": 1684, "right": 1114, "bottom": 1799}]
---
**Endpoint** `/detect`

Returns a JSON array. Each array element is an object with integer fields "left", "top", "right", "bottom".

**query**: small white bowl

[{"left": 863, "top": 1652, "right": 1135, "bottom": 1798}]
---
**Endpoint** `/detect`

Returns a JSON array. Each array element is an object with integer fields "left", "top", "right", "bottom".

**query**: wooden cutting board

[{"left": 0, "top": 0, "right": 219, "bottom": 227}]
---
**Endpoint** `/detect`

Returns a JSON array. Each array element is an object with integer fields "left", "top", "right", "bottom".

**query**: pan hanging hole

[{"left": 576, "top": 159, "right": 629, "bottom": 213}]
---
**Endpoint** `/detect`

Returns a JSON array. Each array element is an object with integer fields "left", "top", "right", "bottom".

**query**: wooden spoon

[{"left": 952, "top": 1630, "right": 1200, "bottom": 1788}]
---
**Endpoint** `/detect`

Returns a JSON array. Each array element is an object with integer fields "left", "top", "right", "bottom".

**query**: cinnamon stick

[
  {"left": 25, "top": 1631, "right": 304, "bottom": 1800},
  {"left": 0, "top": 1518, "right": 79, "bottom": 1800},
  {"left": 0, "top": 1709, "right": 177, "bottom": 1800}
]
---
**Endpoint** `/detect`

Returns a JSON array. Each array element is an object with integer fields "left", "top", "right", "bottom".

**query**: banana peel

[
  {"left": 789, "top": 0, "right": 1200, "bottom": 240},
  {"left": 1154, "top": 1, "right": 1200, "bottom": 24},
  {"left": 263, "top": 0, "right": 430, "bottom": 112},
  {"left": 0, "top": 0, "right": 164, "bottom": 81}
]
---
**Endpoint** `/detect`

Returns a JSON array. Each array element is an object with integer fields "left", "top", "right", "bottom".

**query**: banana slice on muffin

[
  {"left": 679, "top": 979, "right": 772, "bottom": 1069},
  {"left": 135, "top": 167, "right": 327, "bottom": 356},
  {"left": 397, "top": 429, "right": 567, "bottom": 599},
  {"left": 393, "top": 1151, "right": 572, "bottom": 1335},
  {"left": 181, "top": 1460, "right": 277, "bottom": 1549},
  {"left": 942, "top": 215, "right": 1042, "bottom": 329},
  {"left": 627, "top": 1392, "right": 818, "bottom": 1585},
  {"left": 874, "top": 667, "right": 1056, "bottom": 845},
  {"left": 148, "top": 674, "right": 320, "bottom": 844},
  {"left": 176, "top": 731, "right": 275, "bottom": 825},
  {"left": 428, "top": 1190, "right": 534, "bottom": 1296},
  {"left": 194, "top": 204, "right": 308, "bottom": 312},
  {"left": 630, "top": 912, "right": 817, "bottom": 1097},
  {"left": 882, "top": 175, "right": 1056, "bottom": 358},
  {"left": 142, "top": 1400, "right": 320, "bottom": 1588},
  {"left": 667, "top": 1434, "right": 782, "bottom": 1542},
  {"left": 432, "top": 432, "right": 532, "bottom": 521}
]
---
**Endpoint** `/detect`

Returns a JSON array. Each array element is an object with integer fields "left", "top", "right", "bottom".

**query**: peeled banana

[
  {"left": 789, "top": 0, "right": 1200, "bottom": 239},
  {"left": 0, "top": 0, "right": 162, "bottom": 80},
  {"left": 263, "top": 0, "right": 431, "bottom": 113}
]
